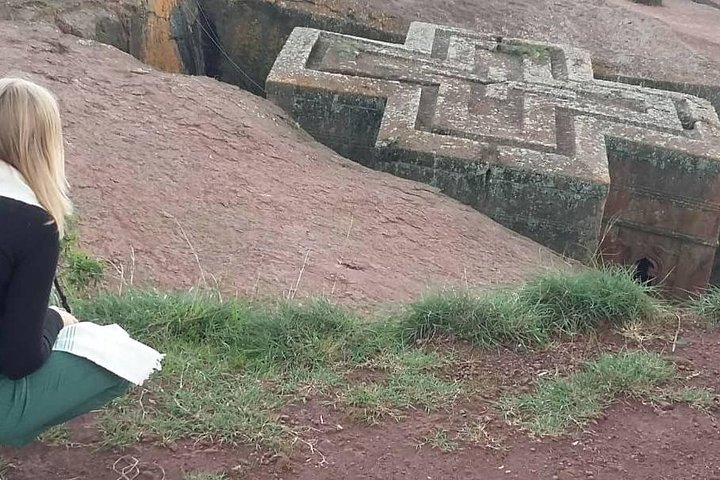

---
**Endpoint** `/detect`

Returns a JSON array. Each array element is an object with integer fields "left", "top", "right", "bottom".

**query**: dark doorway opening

[{"left": 634, "top": 257, "right": 658, "bottom": 285}]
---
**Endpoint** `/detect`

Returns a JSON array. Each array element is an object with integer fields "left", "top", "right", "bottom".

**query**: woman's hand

[{"left": 49, "top": 306, "right": 79, "bottom": 327}]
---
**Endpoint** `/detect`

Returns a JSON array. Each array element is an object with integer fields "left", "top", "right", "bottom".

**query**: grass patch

[
  {"left": 401, "top": 266, "right": 663, "bottom": 348},
  {"left": 499, "top": 41, "right": 551, "bottom": 63},
  {"left": 337, "top": 349, "right": 462, "bottom": 423},
  {"left": 688, "top": 287, "right": 720, "bottom": 325},
  {"left": 420, "top": 428, "right": 458, "bottom": 452},
  {"left": 400, "top": 290, "right": 548, "bottom": 349},
  {"left": 61, "top": 249, "right": 104, "bottom": 292},
  {"left": 76, "top": 292, "right": 393, "bottom": 371},
  {"left": 77, "top": 290, "right": 463, "bottom": 445},
  {"left": 95, "top": 346, "right": 288, "bottom": 448},
  {"left": 37, "top": 424, "right": 70, "bottom": 446},
  {"left": 502, "top": 351, "right": 674, "bottom": 436},
  {"left": 662, "top": 387, "right": 716, "bottom": 410},
  {"left": 458, "top": 419, "right": 504, "bottom": 450},
  {"left": 56, "top": 217, "right": 104, "bottom": 298},
  {"left": 520, "top": 266, "right": 662, "bottom": 333},
  {"left": 340, "top": 369, "right": 462, "bottom": 424},
  {"left": 76, "top": 291, "right": 401, "bottom": 447},
  {"left": 63, "top": 265, "right": 666, "bottom": 448},
  {"left": 184, "top": 473, "right": 227, "bottom": 480}
]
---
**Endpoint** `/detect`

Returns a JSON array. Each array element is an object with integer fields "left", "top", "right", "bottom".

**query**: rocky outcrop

[
  {"left": 0, "top": 0, "right": 401, "bottom": 93},
  {"left": 0, "top": 0, "right": 204, "bottom": 75},
  {"left": 131, "top": 0, "right": 204, "bottom": 74}
]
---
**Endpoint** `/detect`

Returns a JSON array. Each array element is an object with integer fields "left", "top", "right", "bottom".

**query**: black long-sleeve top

[{"left": 0, "top": 195, "right": 63, "bottom": 380}]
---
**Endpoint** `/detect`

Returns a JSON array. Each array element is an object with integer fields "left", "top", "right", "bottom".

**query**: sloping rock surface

[{"left": 0, "top": 21, "right": 567, "bottom": 304}]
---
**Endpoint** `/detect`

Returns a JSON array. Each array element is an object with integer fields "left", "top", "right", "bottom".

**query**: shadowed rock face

[
  {"left": 195, "top": 0, "right": 403, "bottom": 95},
  {"left": 267, "top": 22, "right": 720, "bottom": 295}
]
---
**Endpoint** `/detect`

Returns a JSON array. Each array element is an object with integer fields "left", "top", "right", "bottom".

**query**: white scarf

[
  {"left": 0, "top": 160, "right": 41, "bottom": 208},
  {"left": 53, "top": 321, "right": 164, "bottom": 386}
]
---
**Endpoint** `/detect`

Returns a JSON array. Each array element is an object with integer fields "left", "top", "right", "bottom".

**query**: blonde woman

[{"left": 0, "top": 78, "right": 130, "bottom": 447}]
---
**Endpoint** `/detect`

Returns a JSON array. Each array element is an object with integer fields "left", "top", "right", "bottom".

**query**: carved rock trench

[
  {"left": 3, "top": 0, "right": 719, "bottom": 112},
  {"left": 4, "top": 0, "right": 720, "bottom": 292}
]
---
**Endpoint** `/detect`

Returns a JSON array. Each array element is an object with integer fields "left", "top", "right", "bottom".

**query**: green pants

[{"left": 0, "top": 352, "right": 130, "bottom": 447}]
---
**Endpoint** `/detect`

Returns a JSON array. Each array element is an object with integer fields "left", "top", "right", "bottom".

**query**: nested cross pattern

[
  {"left": 267, "top": 22, "right": 720, "bottom": 294},
  {"left": 294, "top": 23, "right": 719, "bottom": 185}
]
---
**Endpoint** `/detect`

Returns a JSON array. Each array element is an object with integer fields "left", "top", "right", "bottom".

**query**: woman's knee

[{"left": 0, "top": 355, "right": 132, "bottom": 448}]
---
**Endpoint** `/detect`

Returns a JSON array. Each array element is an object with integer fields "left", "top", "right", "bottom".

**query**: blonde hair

[{"left": 0, "top": 77, "right": 72, "bottom": 237}]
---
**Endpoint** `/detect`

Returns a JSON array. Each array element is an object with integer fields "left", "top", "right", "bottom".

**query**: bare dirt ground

[
  {"left": 607, "top": 0, "right": 720, "bottom": 68},
  {"left": 3, "top": 327, "right": 720, "bottom": 480}
]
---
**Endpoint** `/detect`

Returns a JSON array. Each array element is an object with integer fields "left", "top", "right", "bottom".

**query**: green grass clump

[
  {"left": 62, "top": 249, "right": 104, "bottom": 291},
  {"left": 499, "top": 41, "right": 551, "bottom": 63},
  {"left": 421, "top": 428, "right": 458, "bottom": 452},
  {"left": 340, "top": 368, "right": 462, "bottom": 424},
  {"left": 37, "top": 424, "right": 70, "bottom": 446},
  {"left": 399, "top": 290, "right": 547, "bottom": 349},
  {"left": 327, "top": 349, "right": 463, "bottom": 424},
  {"left": 458, "top": 420, "right": 504, "bottom": 450},
  {"left": 56, "top": 218, "right": 104, "bottom": 297},
  {"left": 688, "top": 287, "right": 720, "bottom": 325},
  {"left": 77, "top": 266, "right": 660, "bottom": 367},
  {"left": 401, "top": 267, "right": 662, "bottom": 348},
  {"left": 76, "top": 291, "right": 405, "bottom": 446},
  {"left": 97, "top": 350, "right": 287, "bottom": 447},
  {"left": 520, "top": 266, "right": 662, "bottom": 334},
  {"left": 76, "top": 291, "right": 394, "bottom": 371},
  {"left": 502, "top": 351, "right": 674, "bottom": 436},
  {"left": 662, "top": 387, "right": 716, "bottom": 410}
]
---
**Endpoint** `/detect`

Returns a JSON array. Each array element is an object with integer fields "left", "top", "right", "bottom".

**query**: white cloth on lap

[{"left": 52, "top": 322, "right": 165, "bottom": 386}]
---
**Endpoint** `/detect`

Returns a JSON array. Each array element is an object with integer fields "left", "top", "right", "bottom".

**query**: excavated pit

[
  {"left": 186, "top": 2, "right": 720, "bottom": 294},
  {"left": 4, "top": 0, "right": 720, "bottom": 293},
  {"left": 170, "top": 1, "right": 720, "bottom": 115},
  {"left": 4, "top": 0, "right": 718, "bottom": 113}
]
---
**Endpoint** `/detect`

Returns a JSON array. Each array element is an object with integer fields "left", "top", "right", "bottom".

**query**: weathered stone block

[{"left": 266, "top": 22, "right": 720, "bottom": 295}]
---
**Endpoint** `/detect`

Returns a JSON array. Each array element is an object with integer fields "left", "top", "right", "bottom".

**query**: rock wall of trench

[
  {"left": 133, "top": 0, "right": 204, "bottom": 74},
  {"left": 196, "top": 0, "right": 404, "bottom": 95}
]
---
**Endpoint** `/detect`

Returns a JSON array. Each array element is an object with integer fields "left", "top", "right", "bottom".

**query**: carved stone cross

[{"left": 267, "top": 22, "right": 720, "bottom": 295}]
